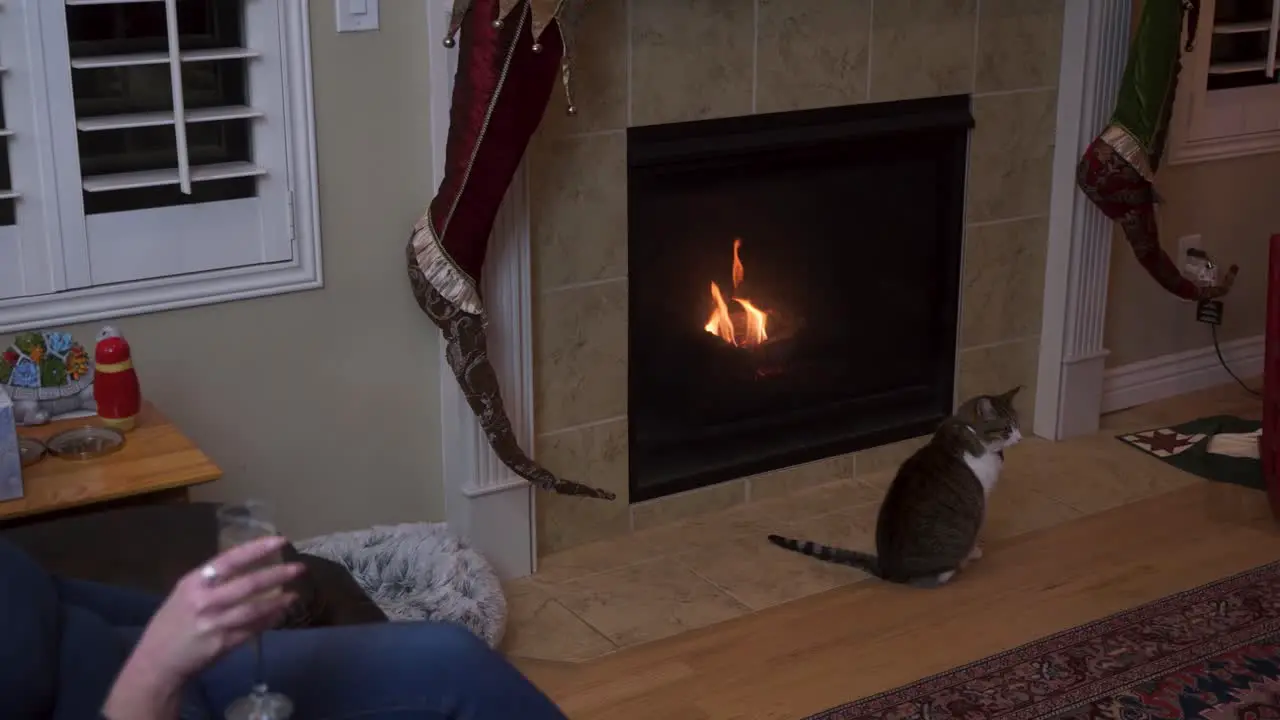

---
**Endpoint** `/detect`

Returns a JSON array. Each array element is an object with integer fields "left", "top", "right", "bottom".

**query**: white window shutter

[
  {"left": 40, "top": 0, "right": 294, "bottom": 288},
  {"left": 1167, "top": 0, "right": 1280, "bottom": 152},
  {"left": 0, "top": 1, "right": 66, "bottom": 300},
  {"left": 1265, "top": 0, "right": 1279, "bottom": 78}
]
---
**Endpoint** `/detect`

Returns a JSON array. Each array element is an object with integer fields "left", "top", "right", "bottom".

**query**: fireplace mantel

[{"left": 425, "top": 0, "right": 1131, "bottom": 579}]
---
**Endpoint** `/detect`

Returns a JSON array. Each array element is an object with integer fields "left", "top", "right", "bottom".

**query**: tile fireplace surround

[{"left": 526, "top": 0, "right": 1064, "bottom": 555}]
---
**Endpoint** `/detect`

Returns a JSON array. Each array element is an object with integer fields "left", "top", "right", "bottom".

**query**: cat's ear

[
  {"left": 974, "top": 397, "right": 996, "bottom": 420},
  {"left": 998, "top": 385, "right": 1023, "bottom": 403}
]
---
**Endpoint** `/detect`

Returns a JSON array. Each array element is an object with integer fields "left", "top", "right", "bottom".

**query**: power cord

[{"left": 1211, "top": 323, "right": 1262, "bottom": 397}]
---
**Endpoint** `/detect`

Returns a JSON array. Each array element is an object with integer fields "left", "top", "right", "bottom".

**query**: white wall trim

[
  {"left": 0, "top": 0, "right": 323, "bottom": 333},
  {"left": 1034, "top": 0, "right": 1130, "bottom": 440},
  {"left": 1102, "top": 335, "right": 1263, "bottom": 413},
  {"left": 427, "top": 0, "right": 537, "bottom": 580}
]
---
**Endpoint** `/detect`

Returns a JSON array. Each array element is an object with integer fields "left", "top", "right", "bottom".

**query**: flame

[
  {"left": 705, "top": 282, "right": 736, "bottom": 344},
  {"left": 704, "top": 239, "right": 770, "bottom": 347},
  {"left": 732, "top": 238, "right": 744, "bottom": 289},
  {"left": 734, "top": 297, "right": 768, "bottom": 345}
]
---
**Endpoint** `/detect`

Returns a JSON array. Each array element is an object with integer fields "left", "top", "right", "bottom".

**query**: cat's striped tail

[{"left": 767, "top": 534, "right": 882, "bottom": 577}]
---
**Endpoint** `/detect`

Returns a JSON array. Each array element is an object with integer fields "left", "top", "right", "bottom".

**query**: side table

[{"left": 0, "top": 401, "right": 222, "bottom": 523}]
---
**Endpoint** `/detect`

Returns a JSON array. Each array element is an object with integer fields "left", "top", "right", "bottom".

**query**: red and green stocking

[{"left": 1076, "top": 0, "right": 1237, "bottom": 302}]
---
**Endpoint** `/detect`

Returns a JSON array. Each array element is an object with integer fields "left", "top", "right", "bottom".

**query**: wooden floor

[{"left": 518, "top": 480, "right": 1280, "bottom": 719}]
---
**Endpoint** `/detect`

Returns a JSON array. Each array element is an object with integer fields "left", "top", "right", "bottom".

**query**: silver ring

[{"left": 199, "top": 563, "right": 219, "bottom": 585}]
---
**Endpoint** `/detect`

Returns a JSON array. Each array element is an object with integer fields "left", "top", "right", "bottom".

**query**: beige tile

[
  {"left": 630, "top": 0, "right": 754, "bottom": 126},
  {"left": 1003, "top": 435, "right": 1201, "bottom": 516},
  {"left": 982, "top": 481, "right": 1082, "bottom": 541},
  {"left": 530, "top": 132, "right": 627, "bottom": 292},
  {"left": 552, "top": 559, "right": 749, "bottom": 647},
  {"left": 748, "top": 477, "right": 884, "bottom": 523},
  {"left": 755, "top": 0, "right": 871, "bottom": 113},
  {"left": 746, "top": 454, "right": 856, "bottom": 501},
  {"left": 535, "top": 419, "right": 631, "bottom": 554},
  {"left": 976, "top": 0, "right": 1065, "bottom": 93},
  {"left": 856, "top": 435, "right": 930, "bottom": 476},
  {"left": 534, "top": 534, "right": 658, "bottom": 584},
  {"left": 677, "top": 533, "right": 859, "bottom": 610},
  {"left": 960, "top": 217, "right": 1049, "bottom": 349},
  {"left": 501, "top": 579, "right": 617, "bottom": 661},
  {"left": 635, "top": 500, "right": 781, "bottom": 556},
  {"left": 869, "top": 0, "right": 977, "bottom": 102},
  {"left": 783, "top": 508, "right": 878, "bottom": 554},
  {"left": 534, "top": 280, "right": 627, "bottom": 432},
  {"left": 858, "top": 468, "right": 898, "bottom": 491},
  {"left": 631, "top": 479, "right": 747, "bottom": 531},
  {"left": 957, "top": 337, "right": 1040, "bottom": 428},
  {"left": 540, "top": 0, "right": 628, "bottom": 134},
  {"left": 967, "top": 89, "right": 1057, "bottom": 223}
]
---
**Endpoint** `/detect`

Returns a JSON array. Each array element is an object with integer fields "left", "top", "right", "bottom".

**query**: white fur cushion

[{"left": 298, "top": 522, "right": 506, "bottom": 647}]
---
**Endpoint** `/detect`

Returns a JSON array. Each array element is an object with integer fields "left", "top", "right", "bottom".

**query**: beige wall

[
  {"left": 10, "top": 2, "right": 444, "bottom": 539},
  {"left": 1104, "top": 154, "right": 1277, "bottom": 367},
  {"left": 529, "top": 0, "right": 1065, "bottom": 554}
]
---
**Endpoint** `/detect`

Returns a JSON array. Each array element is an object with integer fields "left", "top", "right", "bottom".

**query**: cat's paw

[{"left": 968, "top": 544, "right": 984, "bottom": 561}]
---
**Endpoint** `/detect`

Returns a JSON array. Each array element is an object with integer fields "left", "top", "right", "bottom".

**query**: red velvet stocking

[{"left": 405, "top": 0, "right": 613, "bottom": 501}]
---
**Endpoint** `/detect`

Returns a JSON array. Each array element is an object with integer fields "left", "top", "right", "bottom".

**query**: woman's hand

[{"left": 104, "top": 536, "right": 304, "bottom": 719}]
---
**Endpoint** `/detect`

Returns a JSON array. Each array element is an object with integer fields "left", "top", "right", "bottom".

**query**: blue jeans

[{"left": 0, "top": 539, "right": 568, "bottom": 720}]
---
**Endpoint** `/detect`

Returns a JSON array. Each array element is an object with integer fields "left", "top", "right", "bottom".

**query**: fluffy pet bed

[{"left": 297, "top": 522, "right": 507, "bottom": 647}]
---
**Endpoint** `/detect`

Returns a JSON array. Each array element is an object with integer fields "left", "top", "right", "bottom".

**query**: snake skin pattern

[{"left": 406, "top": 241, "right": 615, "bottom": 501}]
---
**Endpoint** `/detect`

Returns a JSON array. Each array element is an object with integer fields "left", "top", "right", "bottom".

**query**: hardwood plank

[{"left": 519, "top": 481, "right": 1280, "bottom": 719}]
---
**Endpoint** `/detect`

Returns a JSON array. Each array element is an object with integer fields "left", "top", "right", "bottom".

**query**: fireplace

[{"left": 626, "top": 95, "right": 973, "bottom": 502}]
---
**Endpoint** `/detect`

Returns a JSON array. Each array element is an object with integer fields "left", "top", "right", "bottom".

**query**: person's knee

[
  {"left": 402, "top": 622, "right": 500, "bottom": 675},
  {"left": 0, "top": 539, "right": 61, "bottom": 718},
  {"left": 417, "top": 621, "right": 491, "bottom": 657}
]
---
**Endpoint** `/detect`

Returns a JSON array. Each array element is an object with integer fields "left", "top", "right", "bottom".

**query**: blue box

[{"left": 0, "top": 391, "right": 22, "bottom": 501}]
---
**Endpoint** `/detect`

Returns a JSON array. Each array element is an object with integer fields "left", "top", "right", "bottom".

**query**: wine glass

[{"left": 216, "top": 500, "right": 294, "bottom": 720}]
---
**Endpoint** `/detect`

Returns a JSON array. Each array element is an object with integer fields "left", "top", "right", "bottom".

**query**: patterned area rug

[
  {"left": 806, "top": 561, "right": 1280, "bottom": 719},
  {"left": 1116, "top": 414, "right": 1263, "bottom": 491}
]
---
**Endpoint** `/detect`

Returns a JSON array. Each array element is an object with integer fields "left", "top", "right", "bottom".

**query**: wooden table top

[{"left": 0, "top": 402, "right": 222, "bottom": 521}]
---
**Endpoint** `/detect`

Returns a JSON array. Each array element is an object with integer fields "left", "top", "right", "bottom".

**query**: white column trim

[
  {"left": 426, "top": 0, "right": 537, "bottom": 579},
  {"left": 1034, "top": 0, "right": 1130, "bottom": 440}
]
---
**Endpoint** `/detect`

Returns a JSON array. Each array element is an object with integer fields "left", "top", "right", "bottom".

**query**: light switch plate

[{"left": 336, "top": 0, "right": 379, "bottom": 32}]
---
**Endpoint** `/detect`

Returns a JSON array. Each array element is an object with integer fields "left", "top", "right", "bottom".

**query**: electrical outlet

[{"left": 1177, "top": 234, "right": 1202, "bottom": 270}]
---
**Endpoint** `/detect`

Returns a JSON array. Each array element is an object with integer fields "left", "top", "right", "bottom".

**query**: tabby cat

[{"left": 768, "top": 386, "right": 1023, "bottom": 588}]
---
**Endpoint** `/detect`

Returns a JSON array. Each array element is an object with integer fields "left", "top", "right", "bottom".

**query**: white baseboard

[{"left": 1101, "top": 334, "right": 1264, "bottom": 413}]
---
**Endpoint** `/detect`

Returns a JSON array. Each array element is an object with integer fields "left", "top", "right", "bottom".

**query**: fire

[{"left": 704, "top": 238, "right": 769, "bottom": 347}]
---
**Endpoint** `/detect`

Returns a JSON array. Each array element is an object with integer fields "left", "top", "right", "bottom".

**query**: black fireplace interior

[{"left": 626, "top": 94, "right": 973, "bottom": 502}]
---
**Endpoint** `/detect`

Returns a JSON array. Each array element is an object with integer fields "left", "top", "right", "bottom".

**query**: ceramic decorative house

[
  {"left": 0, "top": 390, "right": 22, "bottom": 501},
  {"left": 0, "top": 330, "right": 96, "bottom": 426}
]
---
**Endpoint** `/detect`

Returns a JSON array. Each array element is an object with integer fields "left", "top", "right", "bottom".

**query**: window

[
  {"left": 1168, "top": 0, "right": 1280, "bottom": 164},
  {"left": 0, "top": 0, "right": 320, "bottom": 333}
]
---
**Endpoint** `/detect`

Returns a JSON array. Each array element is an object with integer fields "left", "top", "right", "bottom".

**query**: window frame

[
  {"left": 0, "top": 0, "right": 322, "bottom": 334},
  {"left": 1167, "top": 0, "right": 1280, "bottom": 166}
]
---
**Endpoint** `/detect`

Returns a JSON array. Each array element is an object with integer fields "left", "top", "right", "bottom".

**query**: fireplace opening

[{"left": 627, "top": 95, "right": 973, "bottom": 502}]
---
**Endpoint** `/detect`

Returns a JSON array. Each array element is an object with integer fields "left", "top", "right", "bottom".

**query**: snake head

[{"left": 1199, "top": 264, "right": 1240, "bottom": 300}]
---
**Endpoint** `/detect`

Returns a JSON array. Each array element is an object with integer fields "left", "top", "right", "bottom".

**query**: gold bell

[
  {"left": 531, "top": 42, "right": 543, "bottom": 53},
  {"left": 566, "top": 105, "right": 578, "bottom": 116},
  {"left": 492, "top": 19, "right": 504, "bottom": 29}
]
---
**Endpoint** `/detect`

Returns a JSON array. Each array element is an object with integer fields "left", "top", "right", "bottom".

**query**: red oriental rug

[{"left": 806, "top": 561, "right": 1280, "bottom": 719}]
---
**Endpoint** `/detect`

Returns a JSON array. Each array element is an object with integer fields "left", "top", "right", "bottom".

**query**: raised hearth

[{"left": 627, "top": 95, "right": 973, "bottom": 502}]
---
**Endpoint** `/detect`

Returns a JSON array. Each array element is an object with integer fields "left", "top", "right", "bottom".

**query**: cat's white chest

[{"left": 963, "top": 450, "right": 1003, "bottom": 496}]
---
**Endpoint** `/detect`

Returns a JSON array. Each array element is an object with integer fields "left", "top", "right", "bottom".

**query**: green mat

[{"left": 1115, "top": 414, "right": 1264, "bottom": 491}]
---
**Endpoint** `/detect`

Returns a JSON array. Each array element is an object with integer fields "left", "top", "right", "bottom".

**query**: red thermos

[{"left": 94, "top": 326, "right": 141, "bottom": 432}]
